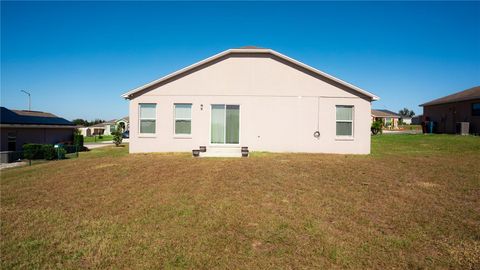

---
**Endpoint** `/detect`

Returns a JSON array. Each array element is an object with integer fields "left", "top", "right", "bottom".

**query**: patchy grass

[
  {"left": 1, "top": 135, "right": 479, "bottom": 269},
  {"left": 84, "top": 135, "right": 113, "bottom": 143}
]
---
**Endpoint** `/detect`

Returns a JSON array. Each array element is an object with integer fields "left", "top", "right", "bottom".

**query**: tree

[
  {"left": 89, "top": 119, "right": 105, "bottom": 126},
  {"left": 112, "top": 124, "right": 123, "bottom": 147},
  {"left": 72, "top": 119, "right": 87, "bottom": 126},
  {"left": 71, "top": 118, "right": 106, "bottom": 127},
  {"left": 398, "top": 108, "right": 415, "bottom": 118}
]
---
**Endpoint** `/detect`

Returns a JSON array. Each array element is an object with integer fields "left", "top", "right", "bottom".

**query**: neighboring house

[
  {"left": 411, "top": 115, "right": 423, "bottom": 125},
  {"left": 371, "top": 109, "right": 400, "bottom": 129},
  {"left": 0, "top": 107, "right": 76, "bottom": 153},
  {"left": 400, "top": 117, "right": 412, "bottom": 125},
  {"left": 122, "top": 47, "right": 379, "bottom": 155},
  {"left": 78, "top": 117, "right": 129, "bottom": 136},
  {"left": 420, "top": 86, "right": 480, "bottom": 134}
]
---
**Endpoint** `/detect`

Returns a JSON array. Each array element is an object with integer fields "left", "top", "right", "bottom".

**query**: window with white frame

[
  {"left": 174, "top": 104, "right": 192, "bottom": 135},
  {"left": 336, "top": 105, "right": 354, "bottom": 136},
  {"left": 139, "top": 103, "right": 156, "bottom": 134}
]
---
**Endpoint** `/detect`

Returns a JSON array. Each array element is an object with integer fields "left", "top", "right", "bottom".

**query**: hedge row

[
  {"left": 23, "top": 144, "right": 68, "bottom": 160},
  {"left": 22, "top": 135, "right": 85, "bottom": 161}
]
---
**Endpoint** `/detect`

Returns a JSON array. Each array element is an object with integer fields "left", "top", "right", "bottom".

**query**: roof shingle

[
  {"left": 420, "top": 86, "right": 480, "bottom": 106},
  {"left": 0, "top": 107, "right": 74, "bottom": 126},
  {"left": 371, "top": 109, "right": 400, "bottom": 118}
]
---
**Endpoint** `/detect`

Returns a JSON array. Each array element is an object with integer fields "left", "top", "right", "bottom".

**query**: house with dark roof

[
  {"left": 0, "top": 107, "right": 76, "bottom": 155},
  {"left": 420, "top": 86, "right": 480, "bottom": 134},
  {"left": 371, "top": 109, "right": 401, "bottom": 129}
]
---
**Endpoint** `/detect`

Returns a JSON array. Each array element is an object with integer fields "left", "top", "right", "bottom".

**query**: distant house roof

[
  {"left": 420, "top": 86, "right": 480, "bottom": 106},
  {"left": 88, "top": 116, "right": 129, "bottom": 128},
  {"left": 0, "top": 107, "right": 74, "bottom": 126},
  {"left": 116, "top": 116, "right": 129, "bottom": 122},
  {"left": 90, "top": 122, "right": 109, "bottom": 128},
  {"left": 371, "top": 109, "right": 400, "bottom": 118}
]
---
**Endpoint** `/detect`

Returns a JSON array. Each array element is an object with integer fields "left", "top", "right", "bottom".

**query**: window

[
  {"left": 174, "top": 104, "right": 192, "bottom": 135},
  {"left": 385, "top": 117, "right": 392, "bottom": 127},
  {"left": 110, "top": 125, "right": 116, "bottom": 133},
  {"left": 139, "top": 104, "right": 156, "bottom": 134},
  {"left": 7, "top": 132, "right": 16, "bottom": 151},
  {"left": 473, "top": 103, "right": 480, "bottom": 116},
  {"left": 336, "top": 105, "right": 353, "bottom": 137}
]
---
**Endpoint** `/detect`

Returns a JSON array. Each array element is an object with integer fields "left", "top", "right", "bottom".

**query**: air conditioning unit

[{"left": 456, "top": 122, "right": 470, "bottom": 135}]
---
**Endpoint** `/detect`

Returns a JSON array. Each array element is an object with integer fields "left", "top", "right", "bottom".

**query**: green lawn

[
  {"left": 1, "top": 134, "right": 479, "bottom": 269},
  {"left": 83, "top": 135, "right": 114, "bottom": 143}
]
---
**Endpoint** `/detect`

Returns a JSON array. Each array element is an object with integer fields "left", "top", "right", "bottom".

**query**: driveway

[
  {"left": 0, "top": 161, "right": 27, "bottom": 170},
  {"left": 85, "top": 139, "right": 129, "bottom": 149},
  {"left": 85, "top": 143, "right": 111, "bottom": 149},
  {"left": 383, "top": 130, "right": 422, "bottom": 135}
]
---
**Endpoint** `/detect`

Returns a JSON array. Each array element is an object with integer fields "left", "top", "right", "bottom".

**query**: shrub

[
  {"left": 42, "top": 145, "right": 56, "bottom": 160},
  {"left": 57, "top": 147, "right": 67, "bottom": 159},
  {"left": 112, "top": 124, "right": 123, "bottom": 147},
  {"left": 23, "top": 144, "right": 44, "bottom": 160},
  {"left": 371, "top": 120, "right": 383, "bottom": 135},
  {"left": 73, "top": 134, "right": 84, "bottom": 148},
  {"left": 98, "top": 135, "right": 103, "bottom": 139}
]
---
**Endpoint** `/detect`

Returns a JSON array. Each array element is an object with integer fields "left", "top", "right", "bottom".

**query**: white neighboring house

[
  {"left": 371, "top": 109, "right": 401, "bottom": 129},
  {"left": 401, "top": 117, "right": 412, "bottom": 125},
  {"left": 78, "top": 117, "right": 129, "bottom": 136},
  {"left": 122, "top": 47, "right": 379, "bottom": 155}
]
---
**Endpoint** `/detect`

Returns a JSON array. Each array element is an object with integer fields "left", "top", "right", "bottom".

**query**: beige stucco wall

[{"left": 128, "top": 54, "right": 373, "bottom": 154}]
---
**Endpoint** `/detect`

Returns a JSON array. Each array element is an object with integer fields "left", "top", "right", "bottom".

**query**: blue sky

[{"left": 2, "top": 1, "right": 479, "bottom": 120}]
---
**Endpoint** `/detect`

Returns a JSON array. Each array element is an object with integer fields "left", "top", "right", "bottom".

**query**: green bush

[
  {"left": 73, "top": 134, "right": 84, "bottom": 148},
  {"left": 112, "top": 124, "right": 123, "bottom": 147},
  {"left": 23, "top": 144, "right": 44, "bottom": 160},
  {"left": 57, "top": 148, "right": 67, "bottom": 160},
  {"left": 371, "top": 120, "right": 383, "bottom": 135},
  {"left": 98, "top": 135, "right": 103, "bottom": 139},
  {"left": 42, "top": 145, "right": 56, "bottom": 160}
]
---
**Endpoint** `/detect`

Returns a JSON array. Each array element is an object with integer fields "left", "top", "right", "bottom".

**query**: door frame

[{"left": 209, "top": 104, "right": 241, "bottom": 146}]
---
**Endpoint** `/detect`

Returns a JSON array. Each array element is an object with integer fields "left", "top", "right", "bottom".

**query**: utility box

[
  {"left": 0, "top": 151, "right": 22, "bottom": 163},
  {"left": 456, "top": 122, "right": 470, "bottom": 135}
]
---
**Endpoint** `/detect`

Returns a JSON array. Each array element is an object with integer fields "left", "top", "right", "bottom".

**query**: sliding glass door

[{"left": 211, "top": 104, "right": 240, "bottom": 144}]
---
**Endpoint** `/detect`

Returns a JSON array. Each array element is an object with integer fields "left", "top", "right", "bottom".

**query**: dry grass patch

[{"left": 1, "top": 135, "right": 479, "bottom": 269}]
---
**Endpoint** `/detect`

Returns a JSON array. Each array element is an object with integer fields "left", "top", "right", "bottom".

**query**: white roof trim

[{"left": 121, "top": 48, "right": 379, "bottom": 101}]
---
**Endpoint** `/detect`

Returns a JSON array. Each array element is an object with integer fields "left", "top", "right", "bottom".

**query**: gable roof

[
  {"left": 89, "top": 116, "right": 129, "bottom": 128},
  {"left": 121, "top": 48, "right": 379, "bottom": 101},
  {"left": 420, "top": 86, "right": 480, "bottom": 106},
  {"left": 116, "top": 116, "right": 129, "bottom": 123},
  {"left": 371, "top": 109, "right": 400, "bottom": 118},
  {"left": 0, "top": 107, "right": 74, "bottom": 126},
  {"left": 89, "top": 121, "right": 111, "bottom": 128}
]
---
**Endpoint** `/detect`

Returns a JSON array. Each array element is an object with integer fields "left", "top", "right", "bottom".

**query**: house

[
  {"left": 371, "top": 109, "right": 400, "bottom": 129},
  {"left": 121, "top": 47, "right": 379, "bottom": 155},
  {"left": 411, "top": 115, "right": 423, "bottom": 125},
  {"left": 78, "top": 121, "right": 112, "bottom": 136},
  {"left": 0, "top": 107, "right": 76, "bottom": 161},
  {"left": 420, "top": 86, "right": 480, "bottom": 134},
  {"left": 78, "top": 117, "right": 129, "bottom": 136},
  {"left": 401, "top": 117, "right": 412, "bottom": 125}
]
